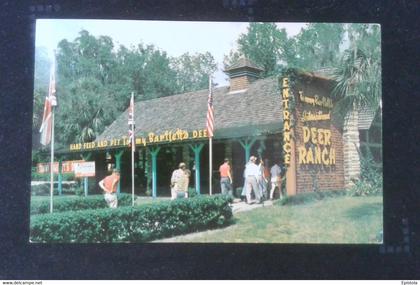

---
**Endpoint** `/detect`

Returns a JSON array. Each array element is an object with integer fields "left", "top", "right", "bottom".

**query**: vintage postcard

[{"left": 30, "top": 20, "right": 382, "bottom": 243}]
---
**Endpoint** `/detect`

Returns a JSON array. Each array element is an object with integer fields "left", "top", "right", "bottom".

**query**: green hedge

[
  {"left": 30, "top": 194, "right": 233, "bottom": 243},
  {"left": 31, "top": 171, "right": 76, "bottom": 181},
  {"left": 30, "top": 194, "right": 133, "bottom": 215},
  {"left": 276, "top": 189, "right": 346, "bottom": 206},
  {"left": 31, "top": 183, "right": 81, "bottom": 196}
]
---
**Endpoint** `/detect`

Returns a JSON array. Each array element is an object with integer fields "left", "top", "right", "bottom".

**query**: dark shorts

[{"left": 220, "top": 177, "right": 232, "bottom": 195}]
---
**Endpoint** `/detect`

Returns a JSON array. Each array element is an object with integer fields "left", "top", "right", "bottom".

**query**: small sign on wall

[
  {"left": 74, "top": 161, "right": 96, "bottom": 177},
  {"left": 37, "top": 160, "right": 85, "bottom": 174}
]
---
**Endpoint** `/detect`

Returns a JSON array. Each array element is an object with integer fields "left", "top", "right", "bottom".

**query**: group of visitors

[
  {"left": 98, "top": 162, "right": 192, "bottom": 208},
  {"left": 98, "top": 156, "right": 284, "bottom": 208},
  {"left": 218, "top": 156, "right": 284, "bottom": 204},
  {"left": 239, "top": 156, "right": 284, "bottom": 204}
]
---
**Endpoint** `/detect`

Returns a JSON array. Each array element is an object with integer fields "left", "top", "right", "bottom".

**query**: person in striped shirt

[{"left": 170, "top": 162, "right": 189, "bottom": 200}]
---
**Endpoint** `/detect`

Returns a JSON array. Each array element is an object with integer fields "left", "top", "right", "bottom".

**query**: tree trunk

[{"left": 343, "top": 109, "right": 361, "bottom": 188}]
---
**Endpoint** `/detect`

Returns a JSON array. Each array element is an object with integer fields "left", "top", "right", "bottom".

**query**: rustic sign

[
  {"left": 36, "top": 160, "right": 85, "bottom": 174},
  {"left": 69, "top": 128, "right": 209, "bottom": 152},
  {"left": 282, "top": 77, "right": 292, "bottom": 166},
  {"left": 296, "top": 89, "right": 336, "bottom": 166}
]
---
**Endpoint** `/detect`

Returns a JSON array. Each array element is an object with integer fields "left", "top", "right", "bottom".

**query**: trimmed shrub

[
  {"left": 31, "top": 170, "right": 76, "bottom": 181},
  {"left": 31, "top": 182, "right": 79, "bottom": 196},
  {"left": 31, "top": 183, "right": 51, "bottom": 196},
  {"left": 30, "top": 194, "right": 233, "bottom": 243},
  {"left": 187, "top": 187, "right": 197, "bottom": 198},
  {"left": 276, "top": 189, "right": 347, "bottom": 206},
  {"left": 30, "top": 194, "right": 133, "bottom": 215},
  {"left": 349, "top": 152, "right": 382, "bottom": 196}
]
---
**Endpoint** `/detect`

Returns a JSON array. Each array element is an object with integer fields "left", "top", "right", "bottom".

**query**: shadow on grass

[
  {"left": 273, "top": 189, "right": 347, "bottom": 206},
  {"left": 345, "top": 202, "right": 382, "bottom": 220},
  {"left": 152, "top": 216, "right": 238, "bottom": 242}
]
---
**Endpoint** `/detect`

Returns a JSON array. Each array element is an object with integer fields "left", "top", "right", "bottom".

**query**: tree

[
  {"left": 331, "top": 24, "right": 381, "bottom": 184},
  {"left": 332, "top": 24, "right": 381, "bottom": 117},
  {"left": 51, "top": 30, "right": 220, "bottom": 146},
  {"left": 138, "top": 45, "right": 178, "bottom": 99},
  {"left": 55, "top": 30, "right": 122, "bottom": 146},
  {"left": 292, "top": 23, "right": 345, "bottom": 70},
  {"left": 56, "top": 77, "right": 118, "bottom": 144},
  {"left": 33, "top": 47, "right": 51, "bottom": 130},
  {"left": 115, "top": 43, "right": 181, "bottom": 100},
  {"left": 171, "top": 52, "right": 217, "bottom": 94},
  {"left": 224, "top": 23, "right": 345, "bottom": 77},
  {"left": 224, "top": 23, "right": 291, "bottom": 77}
]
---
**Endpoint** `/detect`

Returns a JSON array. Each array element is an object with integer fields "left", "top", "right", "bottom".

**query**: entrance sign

[
  {"left": 282, "top": 77, "right": 292, "bottom": 166},
  {"left": 281, "top": 72, "right": 345, "bottom": 196},
  {"left": 296, "top": 90, "right": 337, "bottom": 166},
  {"left": 74, "top": 161, "right": 96, "bottom": 177}
]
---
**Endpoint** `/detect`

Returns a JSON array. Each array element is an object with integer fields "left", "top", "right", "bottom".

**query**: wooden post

[
  {"left": 150, "top": 147, "right": 161, "bottom": 198},
  {"left": 285, "top": 130, "right": 297, "bottom": 196},
  {"left": 145, "top": 148, "right": 151, "bottom": 195},
  {"left": 81, "top": 153, "right": 92, "bottom": 196},
  {"left": 239, "top": 137, "right": 258, "bottom": 162},
  {"left": 83, "top": 177, "right": 88, "bottom": 197},
  {"left": 189, "top": 143, "right": 205, "bottom": 195},
  {"left": 114, "top": 150, "right": 124, "bottom": 194}
]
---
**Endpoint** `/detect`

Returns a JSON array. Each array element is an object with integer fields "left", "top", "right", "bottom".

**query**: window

[{"left": 360, "top": 111, "right": 383, "bottom": 165}]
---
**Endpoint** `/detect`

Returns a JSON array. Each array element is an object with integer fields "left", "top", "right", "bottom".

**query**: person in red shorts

[
  {"left": 99, "top": 168, "right": 121, "bottom": 208},
  {"left": 219, "top": 158, "right": 233, "bottom": 196}
]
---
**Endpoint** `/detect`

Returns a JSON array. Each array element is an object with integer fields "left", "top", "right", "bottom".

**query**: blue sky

[{"left": 35, "top": 19, "right": 307, "bottom": 86}]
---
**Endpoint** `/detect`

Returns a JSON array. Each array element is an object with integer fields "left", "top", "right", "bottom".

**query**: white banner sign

[{"left": 74, "top": 161, "right": 96, "bottom": 177}]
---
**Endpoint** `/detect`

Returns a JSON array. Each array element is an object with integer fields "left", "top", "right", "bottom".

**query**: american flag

[
  {"left": 128, "top": 93, "right": 135, "bottom": 151},
  {"left": 206, "top": 76, "right": 214, "bottom": 138},
  {"left": 39, "top": 58, "right": 57, "bottom": 146}
]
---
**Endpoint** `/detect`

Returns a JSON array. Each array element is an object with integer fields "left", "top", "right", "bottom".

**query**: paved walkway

[{"left": 231, "top": 199, "right": 274, "bottom": 213}]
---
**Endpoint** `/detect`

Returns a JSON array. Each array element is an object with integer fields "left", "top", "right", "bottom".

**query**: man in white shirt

[{"left": 244, "top": 156, "right": 262, "bottom": 204}]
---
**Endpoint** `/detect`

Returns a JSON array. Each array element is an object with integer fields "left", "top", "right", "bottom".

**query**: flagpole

[
  {"left": 209, "top": 137, "right": 212, "bottom": 196},
  {"left": 131, "top": 122, "right": 135, "bottom": 206},
  {"left": 49, "top": 52, "right": 57, "bottom": 214},
  {"left": 50, "top": 107, "right": 55, "bottom": 213},
  {"left": 208, "top": 76, "right": 213, "bottom": 196},
  {"left": 131, "top": 92, "right": 135, "bottom": 206}
]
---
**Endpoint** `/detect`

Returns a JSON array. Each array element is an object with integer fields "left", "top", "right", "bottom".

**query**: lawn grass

[{"left": 160, "top": 195, "right": 383, "bottom": 243}]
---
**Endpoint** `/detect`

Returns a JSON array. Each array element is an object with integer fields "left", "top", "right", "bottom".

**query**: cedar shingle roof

[
  {"left": 96, "top": 76, "right": 283, "bottom": 143},
  {"left": 224, "top": 57, "right": 264, "bottom": 72}
]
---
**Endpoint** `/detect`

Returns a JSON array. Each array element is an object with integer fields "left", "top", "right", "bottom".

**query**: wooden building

[{"left": 63, "top": 59, "right": 350, "bottom": 197}]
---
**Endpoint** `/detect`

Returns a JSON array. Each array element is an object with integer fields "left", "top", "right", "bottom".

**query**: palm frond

[{"left": 332, "top": 47, "right": 381, "bottom": 115}]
